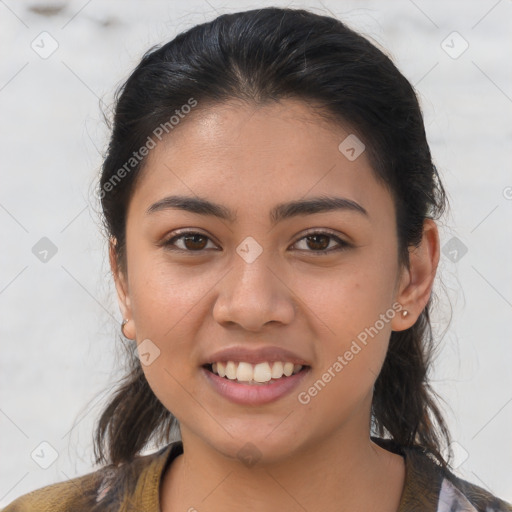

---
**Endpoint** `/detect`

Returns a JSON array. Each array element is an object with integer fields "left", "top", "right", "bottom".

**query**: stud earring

[{"left": 401, "top": 310, "right": 409, "bottom": 318}]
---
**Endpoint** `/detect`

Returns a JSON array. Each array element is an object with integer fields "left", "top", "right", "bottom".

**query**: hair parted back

[{"left": 95, "top": 5, "right": 451, "bottom": 480}]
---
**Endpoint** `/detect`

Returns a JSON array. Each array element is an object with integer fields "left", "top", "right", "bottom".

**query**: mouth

[
  {"left": 202, "top": 361, "right": 310, "bottom": 386},
  {"left": 201, "top": 360, "right": 311, "bottom": 405}
]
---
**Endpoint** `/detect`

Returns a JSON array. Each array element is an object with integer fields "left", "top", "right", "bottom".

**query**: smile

[
  {"left": 206, "top": 360, "right": 304, "bottom": 384},
  {"left": 202, "top": 362, "right": 311, "bottom": 405}
]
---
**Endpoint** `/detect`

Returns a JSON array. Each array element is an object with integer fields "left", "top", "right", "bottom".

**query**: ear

[
  {"left": 391, "top": 219, "right": 440, "bottom": 331},
  {"left": 109, "top": 237, "right": 136, "bottom": 339}
]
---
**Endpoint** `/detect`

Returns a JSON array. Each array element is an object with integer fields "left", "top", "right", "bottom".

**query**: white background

[{"left": 1, "top": 0, "right": 511, "bottom": 506}]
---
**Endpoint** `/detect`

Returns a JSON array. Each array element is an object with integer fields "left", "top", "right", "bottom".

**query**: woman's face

[{"left": 113, "top": 99, "right": 420, "bottom": 463}]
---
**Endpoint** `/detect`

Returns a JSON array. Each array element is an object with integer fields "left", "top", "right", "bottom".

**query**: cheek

[
  {"left": 290, "top": 250, "right": 398, "bottom": 346},
  {"left": 128, "top": 249, "right": 211, "bottom": 338},
  {"left": 140, "top": 356, "right": 207, "bottom": 429},
  {"left": 129, "top": 267, "right": 208, "bottom": 415},
  {"left": 296, "top": 310, "right": 391, "bottom": 425},
  {"left": 289, "top": 254, "right": 396, "bottom": 405}
]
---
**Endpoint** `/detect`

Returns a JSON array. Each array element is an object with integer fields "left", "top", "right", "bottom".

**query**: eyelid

[{"left": 294, "top": 227, "right": 346, "bottom": 242}]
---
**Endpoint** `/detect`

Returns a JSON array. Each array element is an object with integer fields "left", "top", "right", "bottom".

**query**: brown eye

[
  {"left": 304, "top": 234, "right": 330, "bottom": 251},
  {"left": 163, "top": 232, "right": 217, "bottom": 252},
  {"left": 292, "top": 231, "right": 350, "bottom": 254},
  {"left": 181, "top": 233, "right": 208, "bottom": 250}
]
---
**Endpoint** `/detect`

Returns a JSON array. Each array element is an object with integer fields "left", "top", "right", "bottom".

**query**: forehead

[
  {"left": 127, "top": 99, "right": 395, "bottom": 225},
  {"left": 154, "top": 98, "right": 350, "bottom": 163}
]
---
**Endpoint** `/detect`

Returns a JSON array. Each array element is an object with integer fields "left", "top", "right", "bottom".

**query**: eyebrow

[{"left": 146, "top": 194, "right": 368, "bottom": 224}]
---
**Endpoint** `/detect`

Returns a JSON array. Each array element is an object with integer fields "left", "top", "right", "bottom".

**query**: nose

[{"left": 212, "top": 250, "right": 296, "bottom": 332}]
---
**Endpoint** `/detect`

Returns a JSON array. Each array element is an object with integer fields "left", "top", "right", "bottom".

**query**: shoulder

[
  {"left": 0, "top": 470, "right": 103, "bottom": 512},
  {"left": 1, "top": 443, "right": 178, "bottom": 512},
  {"left": 440, "top": 471, "right": 512, "bottom": 512},
  {"left": 401, "top": 442, "right": 512, "bottom": 512},
  {"left": 372, "top": 437, "right": 512, "bottom": 512}
]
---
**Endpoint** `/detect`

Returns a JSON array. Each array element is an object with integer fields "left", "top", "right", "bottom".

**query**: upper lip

[{"left": 202, "top": 346, "right": 311, "bottom": 366}]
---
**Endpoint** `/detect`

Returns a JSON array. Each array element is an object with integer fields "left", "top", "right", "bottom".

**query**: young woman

[{"left": 4, "top": 7, "right": 511, "bottom": 512}]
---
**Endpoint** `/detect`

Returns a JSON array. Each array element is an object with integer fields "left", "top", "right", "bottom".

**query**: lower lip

[{"left": 201, "top": 366, "right": 311, "bottom": 405}]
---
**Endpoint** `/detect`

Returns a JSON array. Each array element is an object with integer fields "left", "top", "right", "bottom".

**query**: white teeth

[
  {"left": 253, "top": 362, "right": 272, "bottom": 383},
  {"left": 225, "top": 361, "right": 237, "bottom": 380},
  {"left": 236, "top": 362, "right": 253, "bottom": 382},
  {"left": 271, "top": 361, "right": 284, "bottom": 378},
  {"left": 208, "top": 360, "right": 304, "bottom": 382},
  {"left": 283, "top": 362, "right": 294, "bottom": 377}
]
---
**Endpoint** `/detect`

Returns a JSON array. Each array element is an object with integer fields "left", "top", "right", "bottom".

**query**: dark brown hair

[{"left": 95, "top": 5, "right": 451, "bottom": 484}]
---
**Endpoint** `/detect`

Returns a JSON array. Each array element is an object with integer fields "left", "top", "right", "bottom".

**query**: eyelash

[{"left": 161, "top": 229, "right": 351, "bottom": 255}]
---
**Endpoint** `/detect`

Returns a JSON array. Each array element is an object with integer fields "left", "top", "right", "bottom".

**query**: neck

[{"left": 160, "top": 424, "right": 405, "bottom": 512}]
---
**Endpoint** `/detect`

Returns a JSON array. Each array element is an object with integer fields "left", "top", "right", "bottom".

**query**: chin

[{"left": 202, "top": 426, "right": 306, "bottom": 468}]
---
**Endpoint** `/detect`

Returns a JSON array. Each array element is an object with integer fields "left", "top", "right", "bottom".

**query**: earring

[
  {"left": 401, "top": 310, "right": 409, "bottom": 318},
  {"left": 121, "top": 318, "right": 129, "bottom": 338}
]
